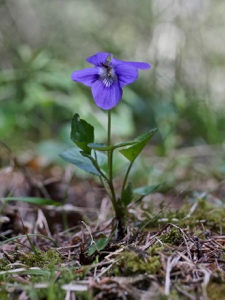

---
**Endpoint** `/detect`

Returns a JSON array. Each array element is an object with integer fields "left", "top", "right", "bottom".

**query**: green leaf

[
  {"left": 81, "top": 152, "right": 106, "bottom": 176},
  {"left": 1, "top": 197, "right": 60, "bottom": 206},
  {"left": 87, "top": 235, "right": 109, "bottom": 256},
  {"left": 87, "top": 224, "right": 117, "bottom": 256},
  {"left": 88, "top": 140, "right": 136, "bottom": 151},
  {"left": 88, "top": 143, "right": 112, "bottom": 151},
  {"left": 133, "top": 184, "right": 161, "bottom": 196},
  {"left": 119, "top": 129, "right": 157, "bottom": 162},
  {"left": 0, "top": 234, "right": 58, "bottom": 247},
  {"left": 114, "top": 141, "right": 137, "bottom": 148},
  {"left": 70, "top": 114, "right": 94, "bottom": 154},
  {"left": 93, "top": 151, "right": 107, "bottom": 167},
  {"left": 0, "top": 268, "right": 51, "bottom": 276},
  {"left": 121, "top": 182, "right": 133, "bottom": 206},
  {"left": 60, "top": 147, "right": 100, "bottom": 176}
]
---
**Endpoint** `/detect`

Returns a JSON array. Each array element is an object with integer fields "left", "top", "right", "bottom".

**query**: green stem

[
  {"left": 107, "top": 110, "right": 120, "bottom": 217},
  {"left": 106, "top": 110, "right": 126, "bottom": 238},
  {"left": 107, "top": 110, "right": 113, "bottom": 183},
  {"left": 107, "top": 110, "right": 111, "bottom": 148},
  {"left": 121, "top": 161, "right": 134, "bottom": 193},
  {"left": 94, "top": 150, "right": 112, "bottom": 199}
]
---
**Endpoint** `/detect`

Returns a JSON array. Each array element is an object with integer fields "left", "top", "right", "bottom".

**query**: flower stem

[
  {"left": 107, "top": 110, "right": 119, "bottom": 217},
  {"left": 106, "top": 110, "right": 126, "bottom": 238},
  {"left": 107, "top": 110, "right": 111, "bottom": 148},
  {"left": 107, "top": 110, "right": 113, "bottom": 183}
]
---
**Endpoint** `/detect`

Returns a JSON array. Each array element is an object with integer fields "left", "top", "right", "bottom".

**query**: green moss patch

[{"left": 113, "top": 245, "right": 163, "bottom": 276}]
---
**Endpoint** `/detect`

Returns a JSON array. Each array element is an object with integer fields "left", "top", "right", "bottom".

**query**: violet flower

[{"left": 71, "top": 52, "right": 151, "bottom": 110}]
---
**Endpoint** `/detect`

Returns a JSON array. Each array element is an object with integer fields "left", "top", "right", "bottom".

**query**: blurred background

[{"left": 0, "top": 0, "right": 225, "bottom": 158}]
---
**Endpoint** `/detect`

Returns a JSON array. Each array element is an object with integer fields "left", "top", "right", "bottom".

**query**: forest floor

[{"left": 1, "top": 144, "right": 225, "bottom": 300}]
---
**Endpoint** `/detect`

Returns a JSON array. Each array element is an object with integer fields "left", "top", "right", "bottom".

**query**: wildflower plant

[{"left": 60, "top": 52, "right": 157, "bottom": 236}]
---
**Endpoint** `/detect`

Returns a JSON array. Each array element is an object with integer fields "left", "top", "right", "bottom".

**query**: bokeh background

[{"left": 1, "top": 0, "right": 225, "bottom": 157}]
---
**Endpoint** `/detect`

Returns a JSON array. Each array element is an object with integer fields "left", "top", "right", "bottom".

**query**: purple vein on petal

[{"left": 91, "top": 80, "right": 122, "bottom": 110}]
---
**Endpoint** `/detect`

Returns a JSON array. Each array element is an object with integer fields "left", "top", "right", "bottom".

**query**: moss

[
  {"left": 207, "top": 282, "right": 225, "bottom": 300},
  {"left": 114, "top": 245, "right": 163, "bottom": 276},
  {"left": 0, "top": 266, "right": 92, "bottom": 300},
  {"left": 27, "top": 267, "right": 93, "bottom": 300},
  {"left": 18, "top": 248, "right": 62, "bottom": 269},
  {"left": 0, "top": 258, "right": 10, "bottom": 271},
  {"left": 0, "top": 247, "right": 92, "bottom": 300},
  {"left": 144, "top": 199, "right": 225, "bottom": 233},
  {"left": 169, "top": 288, "right": 186, "bottom": 300},
  {"left": 0, "top": 293, "right": 9, "bottom": 300},
  {"left": 159, "top": 227, "right": 183, "bottom": 245},
  {"left": 202, "top": 207, "right": 225, "bottom": 230},
  {"left": 177, "top": 199, "right": 225, "bottom": 231}
]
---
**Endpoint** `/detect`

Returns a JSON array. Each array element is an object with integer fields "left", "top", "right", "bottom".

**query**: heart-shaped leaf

[
  {"left": 133, "top": 183, "right": 161, "bottom": 196},
  {"left": 119, "top": 129, "right": 157, "bottom": 163},
  {"left": 70, "top": 114, "right": 94, "bottom": 154},
  {"left": 60, "top": 147, "right": 100, "bottom": 176}
]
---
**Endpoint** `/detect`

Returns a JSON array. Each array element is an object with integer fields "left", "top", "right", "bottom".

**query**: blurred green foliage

[{"left": 0, "top": 0, "right": 225, "bottom": 156}]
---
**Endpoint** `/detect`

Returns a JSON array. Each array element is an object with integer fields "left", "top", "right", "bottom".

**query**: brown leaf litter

[{"left": 1, "top": 146, "right": 225, "bottom": 299}]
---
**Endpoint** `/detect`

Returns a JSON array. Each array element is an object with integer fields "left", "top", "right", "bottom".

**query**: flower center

[{"left": 99, "top": 61, "right": 117, "bottom": 87}]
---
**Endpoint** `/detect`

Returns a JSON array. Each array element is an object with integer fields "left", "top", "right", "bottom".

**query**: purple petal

[
  {"left": 113, "top": 63, "right": 138, "bottom": 87},
  {"left": 86, "top": 52, "right": 111, "bottom": 67},
  {"left": 91, "top": 80, "right": 122, "bottom": 110},
  {"left": 125, "top": 61, "right": 151, "bottom": 69},
  {"left": 112, "top": 58, "right": 151, "bottom": 70},
  {"left": 71, "top": 68, "right": 98, "bottom": 87}
]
